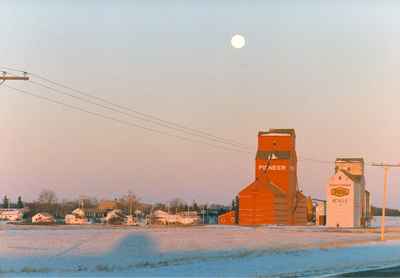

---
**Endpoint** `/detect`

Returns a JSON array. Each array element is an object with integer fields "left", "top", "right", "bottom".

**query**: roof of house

[
  {"left": 97, "top": 200, "right": 118, "bottom": 210},
  {"left": 34, "top": 212, "right": 53, "bottom": 218},
  {"left": 72, "top": 208, "right": 86, "bottom": 217}
]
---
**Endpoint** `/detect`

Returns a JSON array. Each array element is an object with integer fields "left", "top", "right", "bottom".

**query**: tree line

[
  {"left": 372, "top": 206, "right": 400, "bottom": 216},
  {"left": 2, "top": 195, "right": 24, "bottom": 209}
]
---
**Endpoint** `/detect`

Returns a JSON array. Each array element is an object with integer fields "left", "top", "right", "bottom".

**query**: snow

[{"left": 1, "top": 224, "right": 400, "bottom": 277}]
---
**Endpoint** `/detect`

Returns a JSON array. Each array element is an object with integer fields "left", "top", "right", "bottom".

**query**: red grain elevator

[{"left": 237, "top": 129, "right": 307, "bottom": 225}]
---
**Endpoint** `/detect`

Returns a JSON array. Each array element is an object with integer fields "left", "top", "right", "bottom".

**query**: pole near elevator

[{"left": 371, "top": 162, "right": 400, "bottom": 241}]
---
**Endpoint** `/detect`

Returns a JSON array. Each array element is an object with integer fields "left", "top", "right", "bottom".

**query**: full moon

[{"left": 231, "top": 34, "right": 246, "bottom": 49}]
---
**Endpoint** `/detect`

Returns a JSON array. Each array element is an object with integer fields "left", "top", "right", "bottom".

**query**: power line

[
  {"left": 1, "top": 66, "right": 252, "bottom": 150},
  {"left": 1, "top": 83, "right": 375, "bottom": 167},
  {"left": 0, "top": 67, "right": 376, "bottom": 167},
  {"left": 28, "top": 79, "right": 253, "bottom": 151},
  {"left": 3, "top": 84, "right": 253, "bottom": 155},
  {"left": 298, "top": 157, "right": 333, "bottom": 164}
]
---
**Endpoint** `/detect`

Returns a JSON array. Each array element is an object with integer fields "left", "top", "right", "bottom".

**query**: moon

[{"left": 231, "top": 34, "right": 246, "bottom": 49}]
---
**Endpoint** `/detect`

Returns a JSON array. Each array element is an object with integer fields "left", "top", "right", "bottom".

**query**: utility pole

[
  {"left": 129, "top": 195, "right": 133, "bottom": 216},
  {"left": 0, "top": 71, "right": 29, "bottom": 83},
  {"left": 371, "top": 162, "right": 400, "bottom": 241}
]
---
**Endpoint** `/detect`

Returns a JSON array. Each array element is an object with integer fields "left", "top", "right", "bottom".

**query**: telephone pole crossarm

[
  {"left": 0, "top": 72, "right": 29, "bottom": 81},
  {"left": 371, "top": 163, "right": 400, "bottom": 168}
]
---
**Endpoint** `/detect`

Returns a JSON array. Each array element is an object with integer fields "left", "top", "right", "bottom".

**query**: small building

[
  {"left": 84, "top": 200, "right": 120, "bottom": 220},
  {"left": 0, "top": 209, "right": 24, "bottom": 222},
  {"left": 105, "top": 209, "right": 126, "bottom": 224},
  {"left": 65, "top": 208, "right": 89, "bottom": 225},
  {"left": 152, "top": 210, "right": 196, "bottom": 225},
  {"left": 152, "top": 210, "right": 172, "bottom": 224},
  {"left": 178, "top": 211, "right": 200, "bottom": 224},
  {"left": 326, "top": 158, "right": 369, "bottom": 228},
  {"left": 218, "top": 211, "right": 236, "bottom": 225},
  {"left": 202, "top": 209, "right": 220, "bottom": 225},
  {"left": 84, "top": 208, "right": 108, "bottom": 219},
  {"left": 98, "top": 200, "right": 119, "bottom": 211},
  {"left": 315, "top": 202, "right": 326, "bottom": 225},
  {"left": 32, "top": 212, "right": 55, "bottom": 224}
]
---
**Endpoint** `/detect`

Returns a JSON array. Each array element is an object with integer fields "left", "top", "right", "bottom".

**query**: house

[
  {"left": 105, "top": 209, "right": 126, "bottom": 224},
  {"left": 65, "top": 208, "right": 89, "bottom": 225},
  {"left": 178, "top": 211, "right": 200, "bottom": 224},
  {"left": 152, "top": 210, "right": 197, "bottom": 225},
  {"left": 32, "top": 212, "right": 55, "bottom": 224},
  {"left": 152, "top": 210, "right": 176, "bottom": 224},
  {"left": 0, "top": 209, "right": 24, "bottom": 222},
  {"left": 84, "top": 200, "right": 120, "bottom": 220},
  {"left": 97, "top": 200, "right": 119, "bottom": 211}
]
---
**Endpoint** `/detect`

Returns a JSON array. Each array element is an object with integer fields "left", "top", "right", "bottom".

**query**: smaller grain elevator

[{"left": 326, "top": 158, "right": 370, "bottom": 227}]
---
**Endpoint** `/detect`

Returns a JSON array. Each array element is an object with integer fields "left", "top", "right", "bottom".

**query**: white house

[
  {"left": 326, "top": 158, "right": 367, "bottom": 228},
  {"left": 32, "top": 212, "right": 55, "bottom": 224},
  {"left": 65, "top": 208, "right": 89, "bottom": 225},
  {"left": 0, "top": 209, "right": 24, "bottom": 222},
  {"left": 152, "top": 210, "right": 197, "bottom": 225}
]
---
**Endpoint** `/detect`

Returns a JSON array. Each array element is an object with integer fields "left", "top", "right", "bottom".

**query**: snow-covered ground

[{"left": 1, "top": 224, "right": 400, "bottom": 277}]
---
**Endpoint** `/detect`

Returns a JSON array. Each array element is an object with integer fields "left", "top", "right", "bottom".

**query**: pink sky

[{"left": 0, "top": 1, "right": 399, "bottom": 207}]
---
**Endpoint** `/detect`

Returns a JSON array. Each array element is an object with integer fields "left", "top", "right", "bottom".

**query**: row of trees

[
  {"left": 372, "top": 206, "right": 400, "bottom": 216},
  {"left": 2, "top": 195, "right": 24, "bottom": 209},
  {"left": 152, "top": 198, "right": 228, "bottom": 214}
]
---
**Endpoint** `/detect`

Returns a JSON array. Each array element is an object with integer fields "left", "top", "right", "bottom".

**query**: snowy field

[{"left": 1, "top": 224, "right": 400, "bottom": 277}]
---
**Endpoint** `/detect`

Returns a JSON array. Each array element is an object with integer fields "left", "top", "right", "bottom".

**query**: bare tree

[
  {"left": 37, "top": 189, "right": 58, "bottom": 214},
  {"left": 38, "top": 189, "right": 57, "bottom": 205},
  {"left": 168, "top": 198, "right": 187, "bottom": 213},
  {"left": 118, "top": 192, "right": 141, "bottom": 215}
]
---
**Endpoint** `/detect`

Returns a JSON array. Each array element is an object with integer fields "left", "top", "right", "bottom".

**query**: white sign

[{"left": 258, "top": 165, "right": 287, "bottom": 171}]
